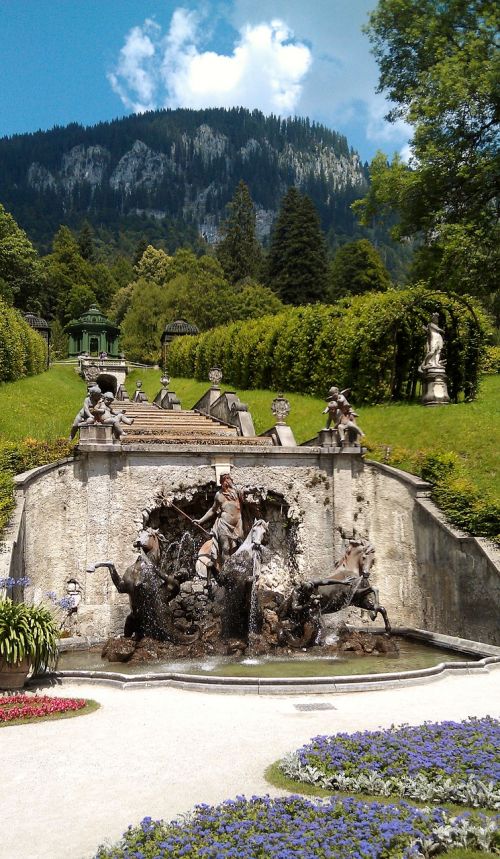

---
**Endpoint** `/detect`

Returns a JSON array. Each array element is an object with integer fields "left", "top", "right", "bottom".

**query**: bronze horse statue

[
  {"left": 209, "top": 519, "right": 269, "bottom": 639},
  {"left": 196, "top": 518, "right": 269, "bottom": 584},
  {"left": 311, "top": 538, "right": 391, "bottom": 633},
  {"left": 88, "top": 527, "right": 197, "bottom": 642},
  {"left": 277, "top": 538, "right": 391, "bottom": 647}
]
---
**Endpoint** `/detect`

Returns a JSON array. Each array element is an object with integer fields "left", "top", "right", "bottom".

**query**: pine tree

[
  {"left": 77, "top": 221, "right": 96, "bottom": 262},
  {"left": 267, "top": 188, "right": 328, "bottom": 304},
  {"left": 216, "top": 181, "right": 263, "bottom": 284},
  {"left": 329, "top": 239, "right": 391, "bottom": 301},
  {"left": 133, "top": 238, "right": 150, "bottom": 267}
]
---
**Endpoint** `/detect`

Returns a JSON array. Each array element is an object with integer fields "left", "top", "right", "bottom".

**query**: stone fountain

[
  {"left": 88, "top": 469, "right": 395, "bottom": 665},
  {"left": 3, "top": 358, "right": 498, "bottom": 688}
]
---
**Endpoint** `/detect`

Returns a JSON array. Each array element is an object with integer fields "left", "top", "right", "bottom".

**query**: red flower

[{"left": 0, "top": 694, "right": 86, "bottom": 721}]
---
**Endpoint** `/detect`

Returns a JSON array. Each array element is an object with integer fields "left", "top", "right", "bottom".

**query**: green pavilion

[{"left": 66, "top": 304, "right": 120, "bottom": 358}]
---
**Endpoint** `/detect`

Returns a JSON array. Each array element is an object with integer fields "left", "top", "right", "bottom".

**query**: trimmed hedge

[
  {"left": 167, "top": 288, "right": 489, "bottom": 403},
  {"left": 481, "top": 345, "right": 500, "bottom": 375},
  {"left": 367, "top": 446, "right": 500, "bottom": 542},
  {"left": 0, "top": 299, "right": 47, "bottom": 382},
  {"left": 0, "top": 439, "right": 73, "bottom": 534}
]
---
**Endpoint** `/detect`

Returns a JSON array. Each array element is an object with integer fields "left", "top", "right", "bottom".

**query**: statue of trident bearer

[{"left": 194, "top": 473, "right": 245, "bottom": 569}]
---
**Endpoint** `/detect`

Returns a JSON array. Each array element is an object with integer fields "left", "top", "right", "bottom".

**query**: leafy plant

[
  {"left": 0, "top": 598, "right": 59, "bottom": 673},
  {"left": 280, "top": 717, "right": 500, "bottom": 809},
  {"left": 94, "top": 796, "right": 499, "bottom": 858},
  {"left": 167, "top": 287, "right": 489, "bottom": 403}
]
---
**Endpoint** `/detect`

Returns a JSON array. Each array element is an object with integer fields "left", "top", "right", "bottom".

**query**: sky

[{"left": 0, "top": 0, "right": 411, "bottom": 162}]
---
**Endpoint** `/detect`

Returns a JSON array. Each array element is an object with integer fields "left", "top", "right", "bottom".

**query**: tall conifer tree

[
  {"left": 267, "top": 188, "right": 328, "bottom": 304},
  {"left": 329, "top": 239, "right": 391, "bottom": 301},
  {"left": 77, "top": 221, "right": 96, "bottom": 263},
  {"left": 216, "top": 181, "right": 263, "bottom": 284}
]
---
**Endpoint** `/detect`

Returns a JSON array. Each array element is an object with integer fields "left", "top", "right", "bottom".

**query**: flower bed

[
  {"left": 280, "top": 717, "right": 500, "bottom": 809},
  {"left": 95, "top": 795, "right": 499, "bottom": 858},
  {"left": 0, "top": 694, "right": 87, "bottom": 723}
]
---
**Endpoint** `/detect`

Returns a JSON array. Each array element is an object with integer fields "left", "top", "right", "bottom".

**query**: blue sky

[{"left": 0, "top": 0, "right": 410, "bottom": 162}]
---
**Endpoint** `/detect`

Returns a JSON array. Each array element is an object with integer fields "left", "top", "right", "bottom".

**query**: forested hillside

[{"left": 0, "top": 107, "right": 409, "bottom": 277}]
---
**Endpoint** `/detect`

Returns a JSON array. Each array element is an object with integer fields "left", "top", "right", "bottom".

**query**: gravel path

[{"left": 1, "top": 667, "right": 499, "bottom": 859}]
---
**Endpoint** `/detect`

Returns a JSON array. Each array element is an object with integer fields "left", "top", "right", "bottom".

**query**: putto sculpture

[
  {"left": 70, "top": 385, "right": 133, "bottom": 439},
  {"left": 323, "top": 386, "right": 365, "bottom": 446}
]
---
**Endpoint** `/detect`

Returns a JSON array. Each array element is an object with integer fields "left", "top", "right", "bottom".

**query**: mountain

[
  {"left": 0, "top": 109, "right": 367, "bottom": 243},
  {"left": 0, "top": 107, "right": 410, "bottom": 278}
]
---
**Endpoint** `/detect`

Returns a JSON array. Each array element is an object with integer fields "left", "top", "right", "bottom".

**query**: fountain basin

[{"left": 42, "top": 629, "right": 500, "bottom": 694}]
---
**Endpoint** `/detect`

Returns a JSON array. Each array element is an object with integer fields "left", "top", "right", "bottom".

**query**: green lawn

[
  {"left": 0, "top": 365, "right": 498, "bottom": 501},
  {"left": 0, "top": 364, "right": 85, "bottom": 441},
  {"left": 127, "top": 368, "right": 499, "bottom": 500}
]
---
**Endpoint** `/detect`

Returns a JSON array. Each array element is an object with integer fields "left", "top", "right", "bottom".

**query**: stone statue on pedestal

[{"left": 419, "top": 313, "right": 450, "bottom": 406}]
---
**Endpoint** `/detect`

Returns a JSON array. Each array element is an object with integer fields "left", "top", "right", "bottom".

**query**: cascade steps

[{"left": 116, "top": 402, "right": 272, "bottom": 446}]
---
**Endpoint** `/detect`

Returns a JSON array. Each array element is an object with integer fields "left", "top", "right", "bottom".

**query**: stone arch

[{"left": 96, "top": 372, "right": 118, "bottom": 395}]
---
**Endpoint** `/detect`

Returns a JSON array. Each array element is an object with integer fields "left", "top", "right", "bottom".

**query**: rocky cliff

[{"left": 0, "top": 107, "right": 367, "bottom": 246}]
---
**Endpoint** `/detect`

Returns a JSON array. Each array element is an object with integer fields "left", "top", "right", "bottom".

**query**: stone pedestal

[
  {"left": 420, "top": 367, "right": 450, "bottom": 406},
  {"left": 318, "top": 428, "right": 337, "bottom": 447},
  {"left": 78, "top": 425, "right": 116, "bottom": 446}
]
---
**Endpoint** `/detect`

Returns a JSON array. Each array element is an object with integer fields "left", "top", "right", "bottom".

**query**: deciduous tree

[
  {"left": 354, "top": 0, "right": 499, "bottom": 307},
  {"left": 0, "top": 204, "right": 43, "bottom": 310},
  {"left": 329, "top": 239, "right": 391, "bottom": 301}
]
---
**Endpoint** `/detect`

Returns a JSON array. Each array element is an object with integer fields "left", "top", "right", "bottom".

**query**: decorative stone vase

[{"left": 0, "top": 656, "right": 29, "bottom": 690}]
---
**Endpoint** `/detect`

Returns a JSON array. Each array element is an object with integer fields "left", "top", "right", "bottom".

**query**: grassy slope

[
  {"left": 127, "top": 369, "right": 499, "bottom": 500},
  {"left": 0, "top": 366, "right": 497, "bottom": 500},
  {"left": 0, "top": 364, "right": 85, "bottom": 441}
]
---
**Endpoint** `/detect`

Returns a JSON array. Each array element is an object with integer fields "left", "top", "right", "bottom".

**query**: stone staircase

[{"left": 118, "top": 403, "right": 272, "bottom": 446}]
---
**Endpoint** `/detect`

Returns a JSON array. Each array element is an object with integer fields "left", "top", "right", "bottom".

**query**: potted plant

[{"left": 0, "top": 598, "right": 59, "bottom": 690}]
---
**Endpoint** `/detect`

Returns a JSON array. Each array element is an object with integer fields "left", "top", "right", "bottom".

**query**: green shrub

[
  {"left": 0, "top": 438, "right": 73, "bottom": 535},
  {"left": 0, "top": 298, "right": 47, "bottom": 381},
  {"left": 378, "top": 449, "right": 500, "bottom": 542},
  {"left": 167, "top": 288, "right": 488, "bottom": 403},
  {"left": 480, "top": 345, "right": 500, "bottom": 374}
]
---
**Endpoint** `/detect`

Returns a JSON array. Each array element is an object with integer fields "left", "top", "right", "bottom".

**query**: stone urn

[{"left": 0, "top": 656, "right": 30, "bottom": 690}]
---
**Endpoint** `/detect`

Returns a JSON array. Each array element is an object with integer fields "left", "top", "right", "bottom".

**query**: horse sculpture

[
  {"left": 312, "top": 538, "right": 391, "bottom": 633},
  {"left": 208, "top": 519, "right": 269, "bottom": 639},
  {"left": 277, "top": 538, "right": 391, "bottom": 647},
  {"left": 196, "top": 518, "right": 268, "bottom": 584},
  {"left": 88, "top": 527, "right": 197, "bottom": 642}
]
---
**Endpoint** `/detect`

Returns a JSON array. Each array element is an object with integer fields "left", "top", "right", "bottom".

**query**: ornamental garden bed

[
  {"left": 94, "top": 718, "right": 499, "bottom": 859},
  {"left": 94, "top": 795, "right": 498, "bottom": 859},
  {"left": 277, "top": 717, "right": 500, "bottom": 811},
  {"left": 0, "top": 693, "right": 99, "bottom": 726}
]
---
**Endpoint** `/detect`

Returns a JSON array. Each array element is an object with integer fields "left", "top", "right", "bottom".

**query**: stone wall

[
  {"left": 15, "top": 448, "right": 336, "bottom": 638},
  {"left": 9, "top": 446, "right": 500, "bottom": 644},
  {"left": 414, "top": 497, "right": 500, "bottom": 645}
]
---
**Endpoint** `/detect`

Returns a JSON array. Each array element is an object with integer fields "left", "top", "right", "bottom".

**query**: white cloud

[
  {"left": 365, "top": 96, "right": 412, "bottom": 147},
  {"left": 109, "top": 8, "right": 312, "bottom": 117},
  {"left": 107, "top": 19, "right": 161, "bottom": 112},
  {"left": 230, "top": 0, "right": 412, "bottom": 160}
]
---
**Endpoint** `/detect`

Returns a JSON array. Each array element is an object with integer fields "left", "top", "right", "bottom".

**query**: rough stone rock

[
  {"left": 110, "top": 140, "right": 171, "bottom": 193},
  {"left": 191, "top": 581, "right": 205, "bottom": 594},
  {"left": 101, "top": 637, "right": 136, "bottom": 662},
  {"left": 226, "top": 638, "right": 246, "bottom": 656},
  {"left": 337, "top": 629, "right": 398, "bottom": 655}
]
